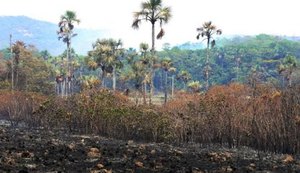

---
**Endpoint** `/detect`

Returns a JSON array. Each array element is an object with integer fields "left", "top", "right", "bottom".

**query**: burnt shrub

[
  {"left": 33, "top": 89, "right": 173, "bottom": 142},
  {"left": 0, "top": 91, "right": 46, "bottom": 126}
]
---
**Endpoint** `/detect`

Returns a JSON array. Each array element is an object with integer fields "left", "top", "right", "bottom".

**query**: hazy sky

[{"left": 0, "top": 0, "right": 299, "bottom": 49}]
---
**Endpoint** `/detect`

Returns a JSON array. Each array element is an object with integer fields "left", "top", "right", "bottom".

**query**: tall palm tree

[
  {"left": 139, "top": 43, "right": 152, "bottom": 104},
  {"left": 57, "top": 10, "right": 80, "bottom": 96},
  {"left": 12, "top": 41, "right": 29, "bottom": 90},
  {"left": 196, "top": 21, "right": 222, "bottom": 90},
  {"left": 132, "top": 0, "right": 171, "bottom": 104},
  {"left": 126, "top": 49, "right": 148, "bottom": 105}
]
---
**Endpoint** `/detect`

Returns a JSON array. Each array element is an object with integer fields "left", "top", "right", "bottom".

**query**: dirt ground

[{"left": 0, "top": 120, "right": 300, "bottom": 173}]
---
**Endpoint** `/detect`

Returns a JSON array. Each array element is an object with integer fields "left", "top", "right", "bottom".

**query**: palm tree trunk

[
  {"left": 164, "top": 71, "right": 168, "bottom": 104},
  {"left": 205, "top": 39, "right": 210, "bottom": 90},
  {"left": 66, "top": 42, "right": 70, "bottom": 96},
  {"left": 151, "top": 23, "right": 155, "bottom": 56},
  {"left": 149, "top": 23, "right": 156, "bottom": 105},
  {"left": 171, "top": 75, "right": 175, "bottom": 98},
  {"left": 143, "top": 82, "right": 147, "bottom": 104},
  {"left": 101, "top": 69, "right": 106, "bottom": 88},
  {"left": 62, "top": 79, "right": 65, "bottom": 97},
  {"left": 135, "top": 88, "right": 139, "bottom": 105},
  {"left": 10, "top": 34, "right": 14, "bottom": 91},
  {"left": 112, "top": 66, "right": 116, "bottom": 91},
  {"left": 288, "top": 72, "right": 292, "bottom": 87},
  {"left": 16, "top": 67, "right": 19, "bottom": 90}
]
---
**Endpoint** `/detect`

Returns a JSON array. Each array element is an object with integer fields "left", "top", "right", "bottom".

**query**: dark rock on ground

[{"left": 0, "top": 122, "right": 300, "bottom": 173}]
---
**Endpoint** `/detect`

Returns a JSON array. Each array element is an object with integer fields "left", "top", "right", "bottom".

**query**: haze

[{"left": 0, "top": 0, "right": 299, "bottom": 49}]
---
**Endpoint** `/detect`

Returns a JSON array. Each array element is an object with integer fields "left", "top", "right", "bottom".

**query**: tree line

[{"left": 0, "top": 0, "right": 300, "bottom": 105}]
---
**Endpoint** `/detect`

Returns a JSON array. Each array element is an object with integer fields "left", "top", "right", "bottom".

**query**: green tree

[
  {"left": 1, "top": 41, "right": 54, "bottom": 93},
  {"left": 188, "top": 80, "right": 201, "bottom": 93},
  {"left": 126, "top": 49, "right": 147, "bottom": 105},
  {"left": 88, "top": 39, "right": 124, "bottom": 90},
  {"left": 132, "top": 0, "right": 171, "bottom": 104},
  {"left": 196, "top": 21, "right": 222, "bottom": 90},
  {"left": 278, "top": 55, "right": 297, "bottom": 87},
  {"left": 57, "top": 10, "right": 80, "bottom": 96},
  {"left": 177, "top": 70, "right": 191, "bottom": 91}
]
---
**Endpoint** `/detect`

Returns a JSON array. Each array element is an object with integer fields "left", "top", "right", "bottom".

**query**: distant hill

[
  {"left": 0, "top": 16, "right": 105, "bottom": 55},
  {"left": 175, "top": 42, "right": 205, "bottom": 50},
  {"left": 175, "top": 35, "right": 300, "bottom": 51}
]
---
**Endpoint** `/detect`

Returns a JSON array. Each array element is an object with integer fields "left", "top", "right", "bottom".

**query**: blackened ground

[{"left": 0, "top": 121, "right": 299, "bottom": 173}]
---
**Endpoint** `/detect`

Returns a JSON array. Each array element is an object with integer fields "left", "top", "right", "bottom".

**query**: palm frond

[
  {"left": 204, "top": 21, "right": 212, "bottom": 27},
  {"left": 58, "top": 21, "right": 64, "bottom": 27},
  {"left": 197, "top": 27, "right": 204, "bottom": 32},
  {"left": 132, "top": 19, "right": 141, "bottom": 29},
  {"left": 160, "top": 7, "right": 171, "bottom": 23}
]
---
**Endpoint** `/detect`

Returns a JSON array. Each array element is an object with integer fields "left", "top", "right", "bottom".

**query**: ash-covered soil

[{"left": 0, "top": 121, "right": 300, "bottom": 173}]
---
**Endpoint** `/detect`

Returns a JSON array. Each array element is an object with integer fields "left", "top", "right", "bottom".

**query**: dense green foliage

[
  {"left": 157, "top": 34, "right": 300, "bottom": 89},
  {"left": 1, "top": 34, "right": 300, "bottom": 93}
]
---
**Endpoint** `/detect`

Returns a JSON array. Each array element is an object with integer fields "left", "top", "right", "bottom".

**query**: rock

[
  {"left": 21, "top": 151, "right": 34, "bottom": 158},
  {"left": 3, "top": 156, "right": 15, "bottom": 165},
  {"left": 127, "top": 140, "right": 134, "bottom": 145},
  {"left": 223, "top": 152, "right": 232, "bottom": 159},
  {"left": 67, "top": 143, "right": 76, "bottom": 150},
  {"left": 96, "top": 163, "right": 105, "bottom": 169},
  {"left": 88, "top": 148, "right": 101, "bottom": 158},
  {"left": 221, "top": 166, "right": 234, "bottom": 172},
  {"left": 90, "top": 169, "right": 112, "bottom": 173},
  {"left": 249, "top": 163, "right": 256, "bottom": 167},
  {"left": 139, "top": 144, "right": 146, "bottom": 150},
  {"left": 174, "top": 149, "right": 183, "bottom": 155},
  {"left": 246, "top": 163, "right": 256, "bottom": 171},
  {"left": 192, "top": 167, "right": 205, "bottom": 173},
  {"left": 135, "top": 161, "right": 144, "bottom": 167},
  {"left": 282, "top": 154, "right": 294, "bottom": 164},
  {"left": 25, "top": 164, "right": 37, "bottom": 169}
]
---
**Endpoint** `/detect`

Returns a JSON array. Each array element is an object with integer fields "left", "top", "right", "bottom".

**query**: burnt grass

[{"left": 0, "top": 122, "right": 300, "bottom": 173}]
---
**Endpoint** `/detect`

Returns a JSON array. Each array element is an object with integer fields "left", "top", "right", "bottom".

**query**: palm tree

[
  {"left": 177, "top": 70, "right": 191, "bottom": 91},
  {"left": 126, "top": 49, "right": 147, "bottom": 105},
  {"left": 139, "top": 43, "right": 152, "bottom": 104},
  {"left": 188, "top": 81, "right": 201, "bottom": 93},
  {"left": 161, "top": 57, "right": 173, "bottom": 104},
  {"left": 57, "top": 10, "right": 80, "bottom": 96},
  {"left": 11, "top": 41, "right": 28, "bottom": 90},
  {"left": 278, "top": 55, "right": 297, "bottom": 87},
  {"left": 132, "top": 0, "right": 171, "bottom": 104},
  {"left": 88, "top": 38, "right": 124, "bottom": 90},
  {"left": 196, "top": 21, "right": 222, "bottom": 90}
]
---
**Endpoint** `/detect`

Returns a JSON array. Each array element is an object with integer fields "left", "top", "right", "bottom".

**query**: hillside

[{"left": 0, "top": 16, "right": 105, "bottom": 55}]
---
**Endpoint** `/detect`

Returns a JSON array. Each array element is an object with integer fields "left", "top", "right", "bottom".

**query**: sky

[{"left": 0, "top": 0, "right": 299, "bottom": 49}]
